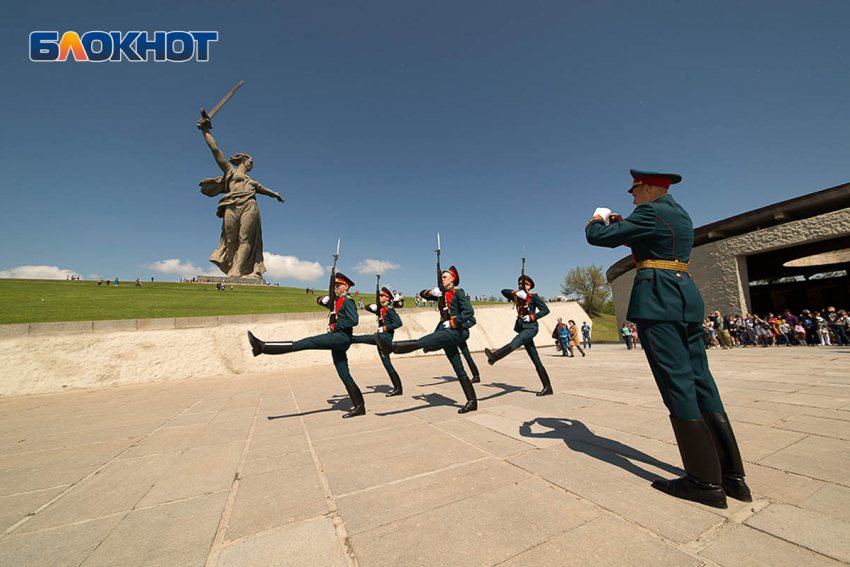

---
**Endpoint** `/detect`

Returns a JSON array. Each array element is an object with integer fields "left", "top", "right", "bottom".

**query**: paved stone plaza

[{"left": 0, "top": 343, "right": 848, "bottom": 566}]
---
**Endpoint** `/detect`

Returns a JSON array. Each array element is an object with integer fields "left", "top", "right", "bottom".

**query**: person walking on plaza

[
  {"left": 553, "top": 317, "right": 567, "bottom": 352},
  {"left": 377, "top": 265, "right": 478, "bottom": 413},
  {"left": 560, "top": 325, "right": 571, "bottom": 356},
  {"left": 483, "top": 275, "right": 553, "bottom": 396},
  {"left": 566, "top": 320, "right": 586, "bottom": 358},
  {"left": 585, "top": 169, "right": 750, "bottom": 509},
  {"left": 352, "top": 286, "right": 404, "bottom": 396},
  {"left": 620, "top": 323, "right": 632, "bottom": 349},
  {"left": 581, "top": 321, "right": 592, "bottom": 350},
  {"left": 247, "top": 272, "right": 366, "bottom": 419}
]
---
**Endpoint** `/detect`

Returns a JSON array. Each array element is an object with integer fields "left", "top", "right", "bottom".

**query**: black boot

[
  {"left": 375, "top": 332, "right": 393, "bottom": 357},
  {"left": 484, "top": 344, "right": 512, "bottom": 366},
  {"left": 536, "top": 367, "right": 553, "bottom": 396},
  {"left": 342, "top": 383, "right": 365, "bottom": 418},
  {"left": 702, "top": 412, "right": 752, "bottom": 502},
  {"left": 391, "top": 340, "right": 421, "bottom": 355},
  {"left": 247, "top": 331, "right": 293, "bottom": 357},
  {"left": 467, "top": 360, "right": 481, "bottom": 383},
  {"left": 386, "top": 372, "right": 403, "bottom": 397},
  {"left": 457, "top": 376, "right": 477, "bottom": 414},
  {"left": 652, "top": 416, "right": 727, "bottom": 509}
]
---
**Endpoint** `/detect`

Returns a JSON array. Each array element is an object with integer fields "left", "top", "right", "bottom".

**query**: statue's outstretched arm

[
  {"left": 254, "top": 183, "right": 285, "bottom": 203},
  {"left": 197, "top": 118, "right": 231, "bottom": 174}
]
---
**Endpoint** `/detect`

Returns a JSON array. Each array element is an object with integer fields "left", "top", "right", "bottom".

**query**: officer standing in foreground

[
  {"left": 353, "top": 286, "right": 404, "bottom": 397},
  {"left": 483, "top": 275, "right": 553, "bottom": 396},
  {"left": 247, "top": 272, "right": 366, "bottom": 419},
  {"left": 585, "top": 169, "right": 751, "bottom": 509}
]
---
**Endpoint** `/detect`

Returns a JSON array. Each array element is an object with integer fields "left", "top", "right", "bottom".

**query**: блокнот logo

[{"left": 30, "top": 31, "right": 218, "bottom": 62}]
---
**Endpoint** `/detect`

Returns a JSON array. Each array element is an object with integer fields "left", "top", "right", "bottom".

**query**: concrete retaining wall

[{"left": 0, "top": 302, "right": 589, "bottom": 396}]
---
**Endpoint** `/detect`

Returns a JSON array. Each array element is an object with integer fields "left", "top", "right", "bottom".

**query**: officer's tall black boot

[
  {"left": 342, "top": 383, "right": 365, "bottom": 418},
  {"left": 652, "top": 417, "right": 727, "bottom": 509},
  {"left": 484, "top": 344, "right": 512, "bottom": 366},
  {"left": 702, "top": 412, "right": 752, "bottom": 502},
  {"left": 390, "top": 340, "right": 421, "bottom": 355},
  {"left": 247, "top": 332, "right": 293, "bottom": 357},
  {"left": 386, "top": 372, "right": 403, "bottom": 397},
  {"left": 467, "top": 359, "right": 481, "bottom": 383},
  {"left": 457, "top": 376, "right": 477, "bottom": 414},
  {"left": 536, "top": 367, "right": 553, "bottom": 396}
]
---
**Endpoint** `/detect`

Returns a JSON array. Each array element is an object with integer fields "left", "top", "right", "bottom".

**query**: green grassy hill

[
  {"left": 0, "top": 279, "right": 496, "bottom": 325},
  {"left": 588, "top": 313, "right": 619, "bottom": 342}
]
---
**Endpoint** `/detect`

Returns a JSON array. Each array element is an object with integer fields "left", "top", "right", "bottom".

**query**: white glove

[
  {"left": 523, "top": 315, "right": 532, "bottom": 322},
  {"left": 367, "top": 303, "right": 378, "bottom": 313},
  {"left": 377, "top": 327, "right": 384, "bottom": 333},
  {"left": 442, "top": 320, "right": 453, "bottom": 329},
  {"left": 515, "top": 290, "right": 528, "bottom": 300},
  {"left": 430, "top": 287, "right": 442, "bottom": 297},
  {"left": 319, "top": 296, "right": 330, "bottom": 305},
  {"left": 326, "top": 325, "right": 333, "bottom": 333},
  {"left": 593, "top": 207, "right": 612, "bottom": 223}
]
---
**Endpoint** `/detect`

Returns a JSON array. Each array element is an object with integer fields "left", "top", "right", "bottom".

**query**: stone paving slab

[
  {"left": 0, "top": 343, "right": 848, "bottom": 566},
  {"left": 745, "top": 502, "right": 850, "bottom": 563}
]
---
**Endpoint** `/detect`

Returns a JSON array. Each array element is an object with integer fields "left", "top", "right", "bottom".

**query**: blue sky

[{"left": 2, "top": 0, "right": 848, "bottom": 299}]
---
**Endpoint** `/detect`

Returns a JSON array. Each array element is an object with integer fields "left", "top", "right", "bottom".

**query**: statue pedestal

[{"left": 196, "top": 275, "right": 267, "bottom": 285}]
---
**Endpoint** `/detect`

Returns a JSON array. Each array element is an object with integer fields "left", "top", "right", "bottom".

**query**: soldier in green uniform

[
  {"left": 585, "top": 169, "right": 751, "bottom": 509},
  {"left": 247, "top": 273, "right": 366, "bottom": 418},
  {"left": 352, "top": 286, "right": 404, "bottom": 396},
  {"left": 483, "top": 275, "right": 553, "bottom": 396},
  {"left": 376, "top": 266, "right": 478, "bottom": 413}
]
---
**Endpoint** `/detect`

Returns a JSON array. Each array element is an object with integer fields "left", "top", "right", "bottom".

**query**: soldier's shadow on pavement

[
  {"left": 374, "top": 392, "right": 459, "bottom": 416},
  {"left": 519, "top": 417, "right": 682, "bottom": 482},
  {"left": 373, "top": 381, "right": 535, "bottom": 416},
  {"left": 266, "top": 395, "right": 355, "bottom": 420}
]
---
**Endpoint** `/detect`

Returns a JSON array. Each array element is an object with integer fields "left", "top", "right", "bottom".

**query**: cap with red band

[
  {"left": 443, "top": 265, "right": 460, "bottom": 285},
  {"left": 334, "top": 272, "right": 355, "bottom": 287},
  {"left": 629, "top": 169, "right": 682, "bottom": 193}
]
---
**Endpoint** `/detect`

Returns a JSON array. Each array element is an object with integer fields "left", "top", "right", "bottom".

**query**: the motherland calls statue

[{"left": 196, "top": 115, "right": 284, "bottom": 279}]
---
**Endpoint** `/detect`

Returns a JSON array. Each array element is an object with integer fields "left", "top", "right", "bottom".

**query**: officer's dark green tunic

[
  {"left": 500, "top": 289, "right": 550, "bottom": 368},
  {"left": 418, "top": 286, "right": 476, "bottom": 379},
  {"left": 292, "top": 294, "right": 359, "bottom": 386},
  {"left": 586, "top": 194, "right": 724, "bottom": 419},
  {"left": 352, "top": 305, "right": 402, "bottom": 375}
]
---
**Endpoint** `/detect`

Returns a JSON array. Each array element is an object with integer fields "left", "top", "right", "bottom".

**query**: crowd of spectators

[{"left": 703, "top": 307, "right": 850, "bottom": 348}]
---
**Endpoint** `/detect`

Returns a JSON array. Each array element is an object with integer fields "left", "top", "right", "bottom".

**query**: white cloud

[
  {"left": 146, "top": 259, "right": 221, "bottom": 278},
  {"left": 0, "top": 265, "right": 78, "bottom": 279},
  {"left": 352, "top": 259, "right": 400, "bottom": 275},
  {"left": 263, "top": 253, "right": 325, "bottom": 281}
]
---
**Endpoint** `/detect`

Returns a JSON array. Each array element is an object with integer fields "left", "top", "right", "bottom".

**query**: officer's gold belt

[{"left": 635, "top": 260, "right": 689, "bottom": 273}]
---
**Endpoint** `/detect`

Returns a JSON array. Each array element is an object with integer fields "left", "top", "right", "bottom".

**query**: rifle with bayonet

[
  {"left": 327, "top": 239, "right": 340, "bottom": 324},
  {"left": 436, "top": 232, "right": 450, "bottom": 322},
  {"left": 375, "top": 273, "right": 384, "bottom": 328},
  {"left": 516, "top": 245, "right": 527, "bottom": 317}
]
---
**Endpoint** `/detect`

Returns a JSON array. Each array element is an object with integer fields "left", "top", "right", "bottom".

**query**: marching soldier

[
  {"left": 483, "top": 275, "right": 553, "bottom": 396},
  {"left": 353, "top": 286, "right": 404, "bottom": 397},
  {"left": 247, "top": 272, "right": 366, "bottom": 419},
  {"left": 585, "top": 169, "right": 751, "bottom": 509},
  {"left": 376, "top": 266, "right": 478, "bottom": 413}
]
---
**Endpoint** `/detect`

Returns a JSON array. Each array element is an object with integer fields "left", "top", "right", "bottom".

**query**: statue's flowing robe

[{"left": 199, "top": 169, "right": 266, "bottom": 278}]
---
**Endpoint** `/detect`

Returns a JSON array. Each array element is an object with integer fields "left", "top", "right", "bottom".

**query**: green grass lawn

[
  {"left": 589, "top": 313, "right": 619, "bottom": 342},
  {"left": 0, "top": 279, "right": 497, "bottom": 324}
]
